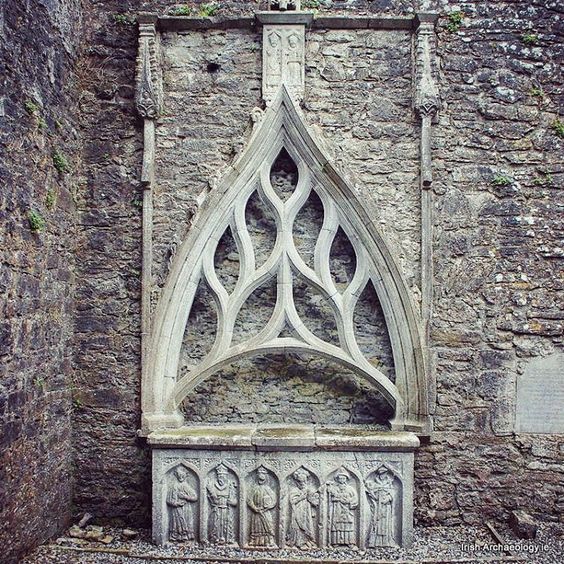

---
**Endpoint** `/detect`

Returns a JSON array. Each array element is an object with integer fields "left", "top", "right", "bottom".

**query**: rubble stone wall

[{"left": 0, "top": 1, "right": 82, "bottom": 561}]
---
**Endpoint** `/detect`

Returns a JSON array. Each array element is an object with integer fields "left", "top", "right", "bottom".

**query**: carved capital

[
  {"left": 413, "top": 15, "right": 439, "bottom": 119},
  {"left": 136, "top": 17, "right": 162, "bottom": 119}
]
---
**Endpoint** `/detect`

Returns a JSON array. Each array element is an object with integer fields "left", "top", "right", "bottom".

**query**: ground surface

[{"left": 23, "top": 522, "right": 563, "bottom": 563}]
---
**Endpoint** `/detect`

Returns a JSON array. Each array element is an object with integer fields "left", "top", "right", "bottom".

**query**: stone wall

[
  {"left": 6, "top": 0, "right": 557, "bottom": 543},
  {"left": 416, "top": 0, "right": 563, "bottom": 526},
  {"left": 0, "top": 0, "right": 82, "bottom": 561},
  {"left": 71, "top": 0, "right": 149, "bottom": 526}
]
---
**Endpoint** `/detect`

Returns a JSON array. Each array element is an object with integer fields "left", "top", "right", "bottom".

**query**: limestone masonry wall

[
  {"left": 0, "top": 0, "right": 562, "bottom": 559},
  {"left": 0, "top": 1, "right": 82, "bottom": 561}
]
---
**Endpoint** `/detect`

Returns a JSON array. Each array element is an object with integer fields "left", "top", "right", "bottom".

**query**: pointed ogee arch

[{"left": 142, "top": 87, "right": 430, "bottom": 434}]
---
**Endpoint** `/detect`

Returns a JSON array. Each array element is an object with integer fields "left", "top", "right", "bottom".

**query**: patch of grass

[
  {"left": 551, "top": 119, "right": 564, "bottom": 138},
  {"left": 45, "top": 188, "right": 57, "bottom": 209},
  {"left": 529, "top": 86, "right": 544, "bottom": 99},
  {"left": 34, "top": 377, "right": 46, "bottom": 390},
  {"left": 173, "top": 5, "right": 194, "bottom": 15},
  {"left": 24, "top": 99, "right": 40, "bottom": 115},
  {"left": 52, "top": 150, "right": 70, "bottom": 173},
  {"left": 28, "top": 210, "right": 46, "bottom": 232},
  {"left": 37, "top": 116, "right": 48, "bottom": 131},
  {"left": 492, "top": 174, "right": 512, "bottom": 187},
  {"left": 303, "top": 0, "right": 321, "bottom": 8},
  {"left": 199, "top": 2, "right": 220, "bottom": 16},
  {"left": 522, "top": 33, "right": 538, "bottom": 45},
  {"left": 113, "top": 13, "right": 136, "bottom": 25},
  {"left": 446, "top": 11, "right": 464, "bottom": 33},
  {"left": 533, "top": 172, "right": 553, "bottom": 187}
]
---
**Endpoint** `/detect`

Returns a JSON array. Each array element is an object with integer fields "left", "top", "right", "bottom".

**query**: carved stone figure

[
  {"left": 166, "top": 466, "right": 198, "bottom": 542},
  {"left": 207, "top": 463, "right": 238, "bottom": 545},
  {"left": 287, "top": 468, "right": 319, "bottom": 549},
  {"left": 247, "top": 466, "right": 277, "bottom": 547},
  {"left": 285, "top": 33, "right": 302, "bottom": 89},
  {"left": 326, "top": 467, "right": 358, "bottom": 547},
  {"left": 366, "top": 466, "right": 396, "bottom": 547},
  {"left": 266, "top": 31, "right": 283, "bottom": 88}
]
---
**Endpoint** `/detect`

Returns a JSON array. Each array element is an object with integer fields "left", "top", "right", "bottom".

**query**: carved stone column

[
  {"left": 414, "top": 12, "right": 439, "bottom": 341},
  {"left": 136, "top": 14, "right": 162, "bottom": 410},
  {"left": 257, "top": 10, "right": 313, "bottom": 105}
]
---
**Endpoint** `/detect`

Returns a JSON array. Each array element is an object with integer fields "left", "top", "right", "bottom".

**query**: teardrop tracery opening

[
  {"left": 353, "top": 282, "right": 395, "bottom": 382},
  {"left": 232, "top": 276, "right": 277, "bottom": 345},
  {"left": 180, "top": 278, "right": 218, "bottom": 370},
  {"left": 214, "top": 226, "right": 240, "bottom": 295},
  {"left": 270, "top": 148, "right": 299, "bottom": 202},
  {"left": 245, "top": 189, "right": 277, "bottom": 269},
  {"left": 293, "top": 272, "right": 339, "bottom": 346},
  {"left": 329, "top": 227, "right": 357, "bottom": 292},
  {"left": 293, "top": 189, "right": 324, "bottom": 269}
]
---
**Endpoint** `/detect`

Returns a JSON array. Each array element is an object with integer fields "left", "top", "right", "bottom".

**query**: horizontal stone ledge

[
  {"left": 147, "top": 424, "right": 420, "bottom": 452},
  {"left": 155, "top": 14, "right": 417, "bottom": 33}
]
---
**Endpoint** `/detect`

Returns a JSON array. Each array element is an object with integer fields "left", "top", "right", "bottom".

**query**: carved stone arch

[{"left": 142, "top": 86, "right": 430, "bottom": 434}]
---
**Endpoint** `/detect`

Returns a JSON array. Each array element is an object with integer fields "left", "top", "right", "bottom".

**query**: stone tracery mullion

[
  {"left": 313, "top": 195, "right": 340, "bottom": 299},
  {"left": 231, "top": 196, "right": 256, "bottom": 291}
]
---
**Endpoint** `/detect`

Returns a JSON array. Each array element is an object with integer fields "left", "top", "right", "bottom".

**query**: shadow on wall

[{"left": 180, "top": 353, "right": 395, "bottom": 426}]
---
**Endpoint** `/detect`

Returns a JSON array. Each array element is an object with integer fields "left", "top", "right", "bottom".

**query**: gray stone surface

[
  {"left": 0, "top": 0, "right": 81, "bottom": 561},
  {"left": 151, "top": 430, "right": 416, "bottom": 549},
  {"left": 1, "top": 2, "right": 561, "bottom": 560},
  {"left": 515, "top": 353, "right": 564, "bottom": 434}
]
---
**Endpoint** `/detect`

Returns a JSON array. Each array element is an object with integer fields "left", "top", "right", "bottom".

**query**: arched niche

[{"left": 142, "top": 87, "right": 431, "bottom": 434}]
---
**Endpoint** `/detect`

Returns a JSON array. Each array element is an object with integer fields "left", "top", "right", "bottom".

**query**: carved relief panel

[
  {"left": 263, "top": 25, "right": 305, "bottom": 103},
  {"left": 245, "top": 466, "right": 280, "bottom": 548},
  {"left": 152, "top": 448, "right": 413, "bottom": 550},
  {"left": 365, "top": 464, "right": 401, "bottom": 547},
  {"left": 205, "top": 463, "right": 239, "bottom": 545},
  {"left": 285, "top": 466, "right": 321, "bottom": 549},
  {"left": 165, "top": 464, "right": 199, "bottom": 543}
]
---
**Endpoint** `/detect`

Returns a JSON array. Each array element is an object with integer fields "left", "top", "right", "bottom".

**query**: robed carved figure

[
  {"left": 366, "top": 466, "right": 396, "bottom": 547},
  {"left": 287, "top": 468, "right": 319, "bottom": 548},
  {"left": 247, "top": 467, "right": 277, "bottom": 547},
  {"left": 167, "top": 466, "right": 198, "bottom": 542},
  {"left": 207, "top": 464, "right": 238, "bottom": 545},
  {"left": 327, "top": 467, "right": 358, "bottom": 547}
]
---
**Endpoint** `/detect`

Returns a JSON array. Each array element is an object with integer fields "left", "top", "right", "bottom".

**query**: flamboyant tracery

[{"left": 142, "top": 88, "right": 430, "bottom": 434}]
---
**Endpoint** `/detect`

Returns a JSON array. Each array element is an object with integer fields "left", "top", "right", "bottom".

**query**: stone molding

[
  {"left": 147, "top": 425, "right": 421, "bottom": 452},
  {"left": 156, "top": 15, "right": 415, "bottom": 32},
  {"left": 142, "top": 88, "right": 431, "bottom": 435}
]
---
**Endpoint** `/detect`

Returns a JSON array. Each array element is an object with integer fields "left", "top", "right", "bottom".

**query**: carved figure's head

[
  {"left": 257, "top": 466, "right": 269, "bottom": 483},
  {"left": 376, "top": 465, "right": 394, "bottom": 485},
  {"left": 293, "top": 468, "right": 309, "bottom": 486},
  {"left": 335, "top": 467, "right": 350, "bottom": 484},
  {"left": 175, "top": 466, "right": 188, "bottom": 482},
  {"left": 216, "top": 463, "right": 228, "bottom": 485},
  {"left": 287, "top": 34, "right": 299, "bottom": 49},
  {"left": 269, "top": 32, "right": 281, "bottom": 48}
]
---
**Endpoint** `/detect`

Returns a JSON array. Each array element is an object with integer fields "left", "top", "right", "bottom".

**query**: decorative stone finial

[{"left": 136, "top": 15, "right": 162, "bottom": 119}]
